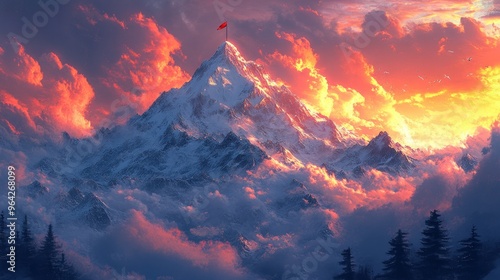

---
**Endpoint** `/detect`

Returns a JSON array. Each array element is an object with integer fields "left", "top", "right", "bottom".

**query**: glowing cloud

[
  {"left": 0, "top": 44, "right": 43, "bottom": 86},
  {"left": 37, "top": 53, "right": 95, "bottom": 137},
  {"left": 101, "top": 11, "right": 191, "bottom": 113},
  {"left": 124, "top": 210, "right": 241, "bottom": 271},
  {"left": 0, "top": 45, "right": 94, "bottom": 137},
  {"left": 267, "top": 32, "right": 333, "bottom": 116}
]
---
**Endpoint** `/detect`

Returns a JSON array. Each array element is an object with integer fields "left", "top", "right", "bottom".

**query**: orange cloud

[
  {"left": 361, "top": 169, "right": 416, "bottom": 204},
  {"left": 103, "top": 12, "right": 190, "bottom": 114},
  {"left": 125, "top": 210, "right": 241, "bottom": 272},
  {"left": 319, "top": 0, "right": 490, "bottom": 33},
  {"left": 265, "top": 29, "right": 413, "bottom": 145},
  {"left": 305, "top": 164, "right": 368, "bottom": 212},
  {"left": 78, "top": 5, "right": 126, "bottom": 28},
  {"left": 0, "top": 91, "right": 37, "bottom": 131},
  {"left": 267, "top": 32, "right": 333, "bottom": 116},
  {"left": 264, "top": 11, "right": 500, "bottom": 149},
  {"left": 243, "top": 186, "right": 257, "bottom": 200},
  {"left": 1, "top": 7, "right": 191, "bottom": 138},
  {"left": 37, "top": 53, "right": 95, "bottom": 137},
  {"left": 0, "top": 44, "right": 42, "bottom": 86},
  {"left": 0, "top": 46, "right": 94, "bottom": 137}
]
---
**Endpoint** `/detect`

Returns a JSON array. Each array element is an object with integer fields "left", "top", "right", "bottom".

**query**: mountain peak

[
  {"left": 128, "top": 39, "right": 345, "bottom": 175},
  {"left": 327, "top": 130, "right": 415, "bottom": 176},
  {"left": 458, "top": 153, "right": 478, "bottom": 172},
  {"left": 205, "top": 41, "right": 247, "bottom": 69},
  {"left": 368, "top": 131, "right": 393, "bottom": 151},
  {"left": 179, "top": 40, "right": 275, "bottom": 109},
  {"left": 216, "top": 41, "right": 240, "bottom": 57},
  {"left": 189, "top": 41, "right": 254, "bottom": 86}
]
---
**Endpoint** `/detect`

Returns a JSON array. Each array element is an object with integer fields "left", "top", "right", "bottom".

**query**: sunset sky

[
  {"left": 1, "top": 0, "right": 499, "bottom": 149},
  {"left": 2, "top": 2, "right": 500, "bottom": 278}
]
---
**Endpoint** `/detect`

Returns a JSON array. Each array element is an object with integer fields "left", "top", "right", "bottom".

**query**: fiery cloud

[
  {"left": 266, "top": 31, "right": 412, "bottom": 144},
  {"left": 37, "top": 52, "right": 95, "bottom": 136},
  {"left": 256, "top": 8, "right": 500, "bottom": 149},
  {"left": 125, "top": 210, "right": 241, "bottom": 270},
  {"left": 0, "top": 91, "right": 37, "bottom": 132},
  {"left": 0, "top": 45, "right": 94, "bottom": 137},
  {"left": 266, "top": 32, "right": 333, "bottom": 116},
  {"left": 1, "top": 4, "right": 192, "bottom": 137},
  {"left": 98, "top": 10, "right": 191, "bottom": 114},
  {"left": 0, "top": 44, "right": 43, "bottom": 86}
]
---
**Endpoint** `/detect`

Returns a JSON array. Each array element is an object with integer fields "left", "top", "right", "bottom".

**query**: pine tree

[
  {"left": 19, "top": 215, "right": 37, "bottom": 275},
  {"left": 335, "top": 247, "right": 356, "bottom": 280},
  {"left": 38, "top": 224, "right": 61, "bottom": 280},
  {"left": 417, "top": 210, "right": 451, "bottom": 280},
  {"left": 382, "top": 229, "right": 413, "bottom": 280},
  {"left": 356, "top": 265, "right": 373, "bottom": 280},
  {"left": 457, "top": 226, "right": 487, "bottom": 280},
  {"left": 56, "top": 253, "right": 78, "bottom": 280}
]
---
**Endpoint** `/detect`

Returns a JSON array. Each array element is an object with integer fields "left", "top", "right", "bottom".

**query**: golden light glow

[{"left": 266, "top": 14, "right": 500, "bottom": 150}]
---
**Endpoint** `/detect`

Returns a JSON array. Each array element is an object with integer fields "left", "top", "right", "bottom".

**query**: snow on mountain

[
  {"left": 129, "top": 42, "right": 345, "bottom": 163},
  {"left": 47, "top": 41, "right": 350, "bottom": 186},
  {"left": 69, "top": 192, "right": 111, "bottom": 230},
  {"left": 22, "top": 180, "right": 50, "bottom": 198},
  {"left": 274, "top": 179, "right": 320, "bottom": 215},
  {"left": 325, "top": 131, "right": 416, "bottom": 177},
  {"left": 457, "top": 152, "right": 478, "bottom": 172},
  {"left": 55, "top": 187, "right": 111, "bottom": 230},
  {"left": 16, "top": 42, "right": 435, "bottom": 279}
]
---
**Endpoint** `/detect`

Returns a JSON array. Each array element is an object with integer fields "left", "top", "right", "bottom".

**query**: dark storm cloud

[
  {"left": 411, "top": 175, "right": 457, "bottom": 212},
  {"left": 339, "top": 205, "right": 403, "bottom": 271},
  {"left": 452, "top": 123, "right": 500, "bottom": 240}
]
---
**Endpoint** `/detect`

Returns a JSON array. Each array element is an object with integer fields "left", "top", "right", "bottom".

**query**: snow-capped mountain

[
  {"left": 53, "top": 42, "right": 351, "bottom": 184},
  {"left": 134, "top": 42, "right": 346, "bottom": 161},
  {"left": 15, "top": 41, "right": 427, "bottom": 279},
  {"left": 325, "top": 131, "right": 415, "bottom": 177},
  {"left": 24, "top": 41, "right": 421, "bottom": 236}
]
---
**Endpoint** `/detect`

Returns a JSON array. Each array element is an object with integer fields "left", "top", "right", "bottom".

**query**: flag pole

[
  {"left": 226, "top": 22, "right": 228, "bottom": 41},
  {"left": 217, "top": 21, "right": 228, "bottom": 42}
]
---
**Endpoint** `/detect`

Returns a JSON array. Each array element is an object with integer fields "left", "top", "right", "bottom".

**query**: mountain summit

[
  {"left": 325, "top": 131, "right": 415, "bottom": 177},
  {"left": 52, "top": 42, "right": 346, "bottom": 183},
  {"left": 136, "top": 41, "right": 345, "bottom": 159}
]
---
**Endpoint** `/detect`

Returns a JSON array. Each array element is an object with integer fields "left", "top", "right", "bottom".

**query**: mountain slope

[
  {"left": 62, "top": 42, "right": 347, "bottom": 183},
  {"left": 135, "top": 42, "right": 345, "bottom": 160},
  {"left": 325, "top": 131, "right": 415, "bottom": 177}
]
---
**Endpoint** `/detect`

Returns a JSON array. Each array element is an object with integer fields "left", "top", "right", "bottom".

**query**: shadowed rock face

[
  {"left": 24, "top": 180, "right": 49, "bottom": 198},
  {"left": 72, "top": 192, "right": 111, "bottom": 230},
  {"left": 325, "top": 131, "right": 415, "bottom": 177},
  {"left": 458, "top": 153, "right": 478, "bottom": 173}
]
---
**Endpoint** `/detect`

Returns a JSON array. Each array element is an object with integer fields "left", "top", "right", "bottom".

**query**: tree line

[
  {"left": 0, "top": 212, "right": 79, "bottom": 280},
  {"left": 334, "top": 210, "right": 498, "bottom": 280}
]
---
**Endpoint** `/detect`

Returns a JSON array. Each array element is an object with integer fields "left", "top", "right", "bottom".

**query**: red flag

[{"left": 217, "top": 21, "right": 227, "bottom": 30}]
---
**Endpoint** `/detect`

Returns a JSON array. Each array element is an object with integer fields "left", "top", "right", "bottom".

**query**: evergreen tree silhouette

[
  {"left": 457, "top": 226, "right": 487, "bottom": 280},
  {"left": 335, "top": 247, "right": 356, "bottom": 280},
  {"left": 55, "top": 253, "right": 78, "bottom": 280},
  {"left": 356, "top": 265, "right": 373, "bottom": 280},
  {"left": 38, "top": 224, "right": 61, "bottom": 280},
  {"left": 417, "top": 210, "right": 451, "bottom": 280},
  {"left": 19, "top": 215, "right": 37, "bottom": 276},
  {"left": 381, "top": 229, "right": 413, "bottom": 280}
]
